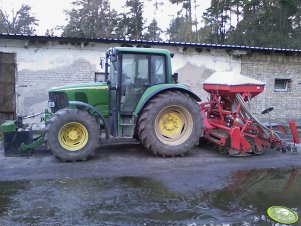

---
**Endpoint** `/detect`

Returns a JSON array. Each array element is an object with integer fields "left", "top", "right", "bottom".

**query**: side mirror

[
  {"left": 111, "top": 53, "right": 117, "bottom": 62},
  {"left": 100, "top": 57, "right": 105, "bottom": 69},
  {"left": 172, "top": 73, "right": 179, "bottom": 83}
]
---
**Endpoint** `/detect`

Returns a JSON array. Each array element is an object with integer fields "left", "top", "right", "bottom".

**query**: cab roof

[{"left": 114, "top": 47, "right": 172, "bottom": 57}]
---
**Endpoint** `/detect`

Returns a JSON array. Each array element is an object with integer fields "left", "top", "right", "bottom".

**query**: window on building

[
  {"left": 95, "top": 72, "right": 105, "bottom": 82},
  {"left": 274, "top": 78, "right": 291, "bottom": 92}
]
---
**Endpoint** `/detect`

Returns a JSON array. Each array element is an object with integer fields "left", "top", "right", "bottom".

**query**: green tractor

[{"left": 2, "top": 47, "right": 203, "bottom": 161}]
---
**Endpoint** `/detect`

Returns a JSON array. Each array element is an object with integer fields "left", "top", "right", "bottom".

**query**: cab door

[
  {"left": 106, "top": 53, "right": 120, "bottom": 137},
  {"left": 120, "top": 53, "right": 166, "bottom": 115}
]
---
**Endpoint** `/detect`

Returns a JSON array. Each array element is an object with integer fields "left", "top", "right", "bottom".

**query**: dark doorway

[{"left": 0, "top": 52, "right": 16, "bottom": 124}]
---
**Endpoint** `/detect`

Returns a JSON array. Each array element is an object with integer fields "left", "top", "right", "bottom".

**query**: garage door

[{"left": 0, "top": 52, "right": 15, "bottom": 124}]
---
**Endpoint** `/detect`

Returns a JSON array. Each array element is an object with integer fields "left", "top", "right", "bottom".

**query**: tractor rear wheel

[
  {"left": 137, "top": 91, "right": 202, "bottom": 156},
  {"left": 45, "top": 108, "right": 100, "bottom": 162}
]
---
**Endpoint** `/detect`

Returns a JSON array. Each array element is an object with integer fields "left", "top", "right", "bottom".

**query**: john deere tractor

[{"left": 2, "top": 47, "right": 203, "bottom": 161}]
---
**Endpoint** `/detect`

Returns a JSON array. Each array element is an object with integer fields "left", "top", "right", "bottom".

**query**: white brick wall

[
  {"left": 1, "top": 38, "right": 300, "bottom": 120},
  {"left": 242, "top": 53, "right": 301, "bottom": 119},
  {"left": 0, "top": 39, "right": 109, "bottom": 116}
]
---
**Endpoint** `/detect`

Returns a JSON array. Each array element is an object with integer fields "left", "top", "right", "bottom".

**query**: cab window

[
  {"left": 108, "top": 60, "right": 118, "bottom": 87},
  {"left": 122, "top": 54, "right": 149, "bottom": 86},
  {"left": 150, "top": 55, "right": 166, "bottom": 84}
]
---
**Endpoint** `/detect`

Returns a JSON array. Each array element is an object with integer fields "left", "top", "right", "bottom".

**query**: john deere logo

[{"left": 267, "top": 206, "right": 298, "bottom": 224}]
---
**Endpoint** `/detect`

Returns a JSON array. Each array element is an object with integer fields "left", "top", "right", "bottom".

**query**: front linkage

[{"left": 0, "top": 109, "right": 51, "bottom": 156}]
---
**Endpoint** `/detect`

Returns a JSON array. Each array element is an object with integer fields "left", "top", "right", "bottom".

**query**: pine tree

[
  {"left": 143, "top": 0, "right": 164, "bottom": 41},
  {"left": 202, "top": 0, "right": 301, "bottom": 48},
  {"left": 166, "top": 16, "right": 192, "bottom": 42},
  {"left": 124, "top": 0, "right": 145, "bottom": 40},
  {"left": 0, "top": 4, "right": 38, "bottom": 34},
  {"left": 144, "top": 18, "right": 162, "bottom": 41},
  {"left": 62, "top": 0, "right": 118, "bottom": 38},
  {"left": 167, "top": 0, "right": 194, "bottom": 42}
]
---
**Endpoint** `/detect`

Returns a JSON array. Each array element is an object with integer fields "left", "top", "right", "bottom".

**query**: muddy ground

[
  {"left": 0, "top": 141, "right": 301, "bottom": 225},
  {"left": 0, "top": 142, "right": 300, "bottom": 189}
]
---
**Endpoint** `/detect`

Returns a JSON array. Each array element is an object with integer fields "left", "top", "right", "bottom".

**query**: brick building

[{"left": 0, "top": 33, "right": 300, "bottom": 123}]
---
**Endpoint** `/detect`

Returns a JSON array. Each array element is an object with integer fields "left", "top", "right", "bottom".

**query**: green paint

[
  {"left": 267, "top": 206, "right": 299, "bottom": 224},
  {"left": 49, "top": 82, "right": 108, "bottom": 92},
  {"left": 41, "top": 109, "right": 52, "bottom": 125},
  {"left": 0, "top": 120, "right": 16, "bottom": 132},
  {"left": 115, "top": 47, "right": 174, "bottom": 83},
  {"left": 46, "top": 47, "right": 200, "bottom": 139},
  {"left": 133, "top": 83, "right": 200, "bottom": 115},
  {"left": 20, "top": 136, "right": 45, "bottom": 152},
  {"left": 115, "top": 47, "right": 171, "bottom": 56},
  {"left": 50, "top": 82, "right": 109, "bottom": 116}
]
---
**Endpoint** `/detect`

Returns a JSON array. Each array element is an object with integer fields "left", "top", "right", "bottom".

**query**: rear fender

[{"left": 134, "top": 84, "right": 201, "bottom": 115}]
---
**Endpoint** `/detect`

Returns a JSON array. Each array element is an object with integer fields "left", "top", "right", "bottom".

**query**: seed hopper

[{"left": 201, "top": 72, "right": 300, "bottom": 156}]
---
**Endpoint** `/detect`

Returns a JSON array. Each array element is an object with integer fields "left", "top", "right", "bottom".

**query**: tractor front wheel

[
  {"left": 137, "top": 91, "right": 202, "bottom": 156},
  {"left": 45, "top": 108, "right": 100, "bottom": 162}
]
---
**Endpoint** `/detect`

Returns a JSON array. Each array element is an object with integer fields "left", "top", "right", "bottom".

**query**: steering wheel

[
  {"left": 261, "top": 107, "right": 274, "bottom": 115},
  {"left": 122, "top": 74, "right": 133, "bottom": 85}
]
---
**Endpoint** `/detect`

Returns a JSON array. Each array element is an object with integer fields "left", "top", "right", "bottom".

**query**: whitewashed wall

[
  {"left": 166, "top": 46, "right": 241, "bottom": 101},
  {"left": 0, "top": 39, "right": 107, "bottom": 117},
  {"left": 0, "top": 38, "right": 241, "bottom": 118}
]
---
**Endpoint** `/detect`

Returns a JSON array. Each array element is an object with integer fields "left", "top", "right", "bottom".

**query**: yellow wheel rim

[
  {"left": 58, "top": 122, "right": 89, "bottom": 151},
  {"left": 155, "top": 106, "right": 193, "bottom": 146}
]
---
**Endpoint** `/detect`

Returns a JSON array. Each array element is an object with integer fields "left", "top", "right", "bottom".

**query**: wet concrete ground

[{"left": 0, "top": 141, "right": 301, "bottom": 225}]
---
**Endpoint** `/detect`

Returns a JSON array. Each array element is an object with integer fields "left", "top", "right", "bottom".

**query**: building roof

[{"left": 1, "top": 33, "right": 301, "bottom": 54}]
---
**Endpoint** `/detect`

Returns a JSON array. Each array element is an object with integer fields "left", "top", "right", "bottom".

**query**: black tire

[
  {"left": 252, "top": 145, "right": 265, "bottom": 155},
  {"left": 247, "top": 137, "right": 264, "bottom": 155},
  {"left": 45, "top": 108, "right": 100, "bottom": 162},
  {"left": 137, "top": 91, "right": 203, "bottom": 156}
]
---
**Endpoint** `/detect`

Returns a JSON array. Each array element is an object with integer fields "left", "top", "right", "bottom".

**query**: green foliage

[
  {"left": 167, "top": 16, "right": 192, "bottom": 42},
  {"left": 123, "top": 0, "right": 145, "bottom": 40},
  {"left": 169, "top": 0, "right": 192, "bottom": 19},
  {"left": 167, "top": 0, "right": 195, "bottom": 42},
  {"left": 201, "top": 0, "right": 301, "bottom": 48},
  {"left": 0, "top": 4, "right": 38, "bottom": 34},
  {"left": 144, "top": 18, "right": 162, "bottom": 41},
  {"left": 113, "top": 13, "right": 129, "bottom": 39},
  {"left": 45, "top": 29, "right": 55, "bottom": 36},
  {"left": 62, "top": 0, "right": 118, "bottom": 38},
  {"left": 2, "top": 0, "right": 298, "bottom": 48},
  {"left": 62, "top": 0, "right": 146, "bottom": 40}
]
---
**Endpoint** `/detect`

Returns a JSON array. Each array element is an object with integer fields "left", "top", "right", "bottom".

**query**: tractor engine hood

[
  {"left": 48, "top": 82, "right": 109, "bottom": 116},
  {"left": 49, "top": 82, "right": 108, "bottom": 92}
]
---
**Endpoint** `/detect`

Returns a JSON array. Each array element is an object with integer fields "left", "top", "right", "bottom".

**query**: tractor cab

[{"left": 104, "top": 47, "right": 174, "bottom": 137}]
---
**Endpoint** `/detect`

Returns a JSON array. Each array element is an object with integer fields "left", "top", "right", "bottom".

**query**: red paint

[
  {"left": 230, "top": 127, "right": 240, "bottom": 150},
  {"left": 289, "top": 120, "right": 300, "bottom": 144},
  {"left": 203, "top": 84, "right": 265, "bottom": 98}
]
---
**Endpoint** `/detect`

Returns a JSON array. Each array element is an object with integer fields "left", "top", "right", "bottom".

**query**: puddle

[{"left": 0, "top": 167, "right": 300, "bottom": 225}]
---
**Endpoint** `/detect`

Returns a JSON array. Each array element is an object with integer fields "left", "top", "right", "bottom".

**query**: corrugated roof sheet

[{"left": 1, "top": 33, "right": 301, "bottom": 53}]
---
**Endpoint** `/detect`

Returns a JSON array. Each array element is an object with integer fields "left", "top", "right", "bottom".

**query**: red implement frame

[{"left": 201, "top": 85, "right": 299, "bottom": 156}]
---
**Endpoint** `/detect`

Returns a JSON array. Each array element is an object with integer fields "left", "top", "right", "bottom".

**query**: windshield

[{"left": 121, "top": 53, "right": 166, "bottom": 86}]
